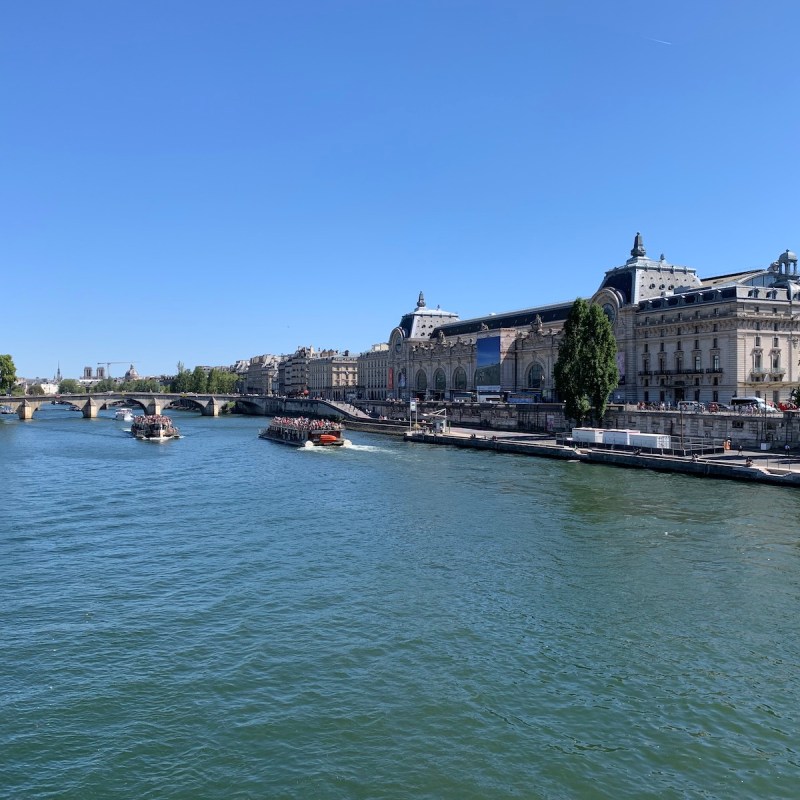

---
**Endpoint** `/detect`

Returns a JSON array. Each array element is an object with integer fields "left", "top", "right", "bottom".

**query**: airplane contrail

[{"left": 646, "top": 37, "right": 672, "bottom": 45}]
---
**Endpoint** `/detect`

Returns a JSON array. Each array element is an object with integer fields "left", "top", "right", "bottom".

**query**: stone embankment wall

[
  {"left": 236, "top": 397, "right": 800, "bottom": 451},
  {"left": 355, "top": 400, "right": 800, "bottom": 451},
  {"left": 602, "top": 408, "right": 799, "bottom": 451}
]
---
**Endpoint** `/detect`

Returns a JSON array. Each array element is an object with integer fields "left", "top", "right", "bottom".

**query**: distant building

[
  {"left": 357, "top": 343, "right": 389, "bottom": 400},
  {"left": 244, "top": 355, "right": 280, "bottom": 395},
  {"left": 278, "top": 346, "right": 315, "bottom": 397},
  {"left": 308, "top": 351, "right": 358, "bottom": 400}
]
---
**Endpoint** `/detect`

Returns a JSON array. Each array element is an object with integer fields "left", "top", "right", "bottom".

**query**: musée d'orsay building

[{"left": 369, "top": 233, "right": 800, "bottom": 407}]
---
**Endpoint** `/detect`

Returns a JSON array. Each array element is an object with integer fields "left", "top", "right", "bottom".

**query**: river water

[{"left": 2, "top": 405, "right": 799, "bottom": 799}]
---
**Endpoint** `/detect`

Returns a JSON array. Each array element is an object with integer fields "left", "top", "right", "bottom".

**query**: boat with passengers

[
  {"left": 258, "top": 416, "right": 345, "bottom": 447},
  {"left": 131, "top": 414, "right": 180, "bottom": 441}
]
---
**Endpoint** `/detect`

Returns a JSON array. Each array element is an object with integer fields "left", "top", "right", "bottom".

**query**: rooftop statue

[{"left": 631, "top": 231, "right": 646, "bottom": 258}]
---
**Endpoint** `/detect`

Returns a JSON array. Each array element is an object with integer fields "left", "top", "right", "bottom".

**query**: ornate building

[{"left": 383, "top": 235, "right": 800, "bottom": 407}]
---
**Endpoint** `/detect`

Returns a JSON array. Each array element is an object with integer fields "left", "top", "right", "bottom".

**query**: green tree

[
  {"left": 190, "top": 366, "right": 208, "bottom": 393},
  {"left": 28, "top": 383, "right": 45, "bottom": 395},
  {"left": 91, "top": 378, "right": 117, "bottom": 393},
  {"left": 0, "top": 354, "right": 17, "bottom": 395},
  {"left": 554, "top": 298, "right": 619, "bottom": 427},
  {"left": 207, "top": 368, "right": 221, "bottom": 394},
  {"left": 171, "top": 363, "right": 192, "bottom": 393},
  {"left": 216, "top": 371, "right": 239, "bottom": 393},
  {"left": 129, "top": 378, "right": 163, "bottom": 393},
  {"left": 58, "top": 378, "right": 82, "bottom": 394}
]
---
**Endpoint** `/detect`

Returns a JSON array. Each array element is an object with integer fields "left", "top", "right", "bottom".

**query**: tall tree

[
  {"left": 206, "top": 368, "right": 221, "bottom": 394},
  {"left": 216, "top": 371, "right": 239, "bottom": 393},
  {"left": 190, "top": 366, "right": 208, "bottom": 393},
  {"left": 0, "top": 354, "right": 17, "bottom": 395},
  {"left": 554, "top": 299, "right": 619, "bottom": 427},
  {"left": 583, "top": 302, "right": 620, "bottom": 426},
  {"left": 171, "top": 364, "right": 192, "bottom": 393}
]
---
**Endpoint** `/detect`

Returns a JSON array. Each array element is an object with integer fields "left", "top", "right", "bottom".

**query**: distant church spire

[
  {"left": 417, "top": 291, "right": 426, "bottom": 308},
  {"left": 631, "top": 231, "right": 646, "bottom": 258}
]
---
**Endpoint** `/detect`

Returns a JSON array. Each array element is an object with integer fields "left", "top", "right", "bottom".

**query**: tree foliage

[
  {"left": 171, "top": 364, "right": 193, "bottom": 393},
  {"left": 553, "top": 299, "right": 619, "bottom": 426},
  {"left": 58, "top": 378, "right": 82, "bottom": 394},
  {"left": 27, "top": 383, "right": 45, "bottom": 395},
  {"left": 190, "top": 366, "right": 208, "bottom": 393},
  {"left": 207, "top": 368, "right": 238, "bottom": 394},
  {"left": 0, "top": 354, "right": 17, "bottom": 395},
  {"left": 92, "top": 378, "right": 117, "bottom": 393}
]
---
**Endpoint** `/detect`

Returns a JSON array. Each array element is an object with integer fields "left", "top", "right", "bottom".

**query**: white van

[
  {"left": 730, "top": 396, "right": 780, "bottom": 413},
  {"left": 677, "top": 401, "right": 705, "bottom": 413}
]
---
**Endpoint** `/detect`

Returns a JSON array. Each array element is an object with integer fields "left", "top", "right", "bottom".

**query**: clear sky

[{"left": 3, "top": 1, "right": 799, "bottom": 379}]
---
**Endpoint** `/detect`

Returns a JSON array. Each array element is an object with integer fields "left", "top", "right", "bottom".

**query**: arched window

[
  {"left": 415, "top": 370, "right": 428, "bottom": 391},
  {"left": 453, "top": 367, "right": 467, "bottom": 390},
  {"left": 527, "top": 362, "right": 544, "bottom": 389},
  {"left": 434, "top": 369, "right": 446, "bottom": 392}
]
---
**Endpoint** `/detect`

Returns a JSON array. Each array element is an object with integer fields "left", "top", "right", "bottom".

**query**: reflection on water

[{"left": 2, "top": 406, "right": 799, "bottom": 799}]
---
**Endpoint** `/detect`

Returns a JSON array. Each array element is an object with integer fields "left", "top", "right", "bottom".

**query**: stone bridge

[
  {"left": 0, "top": 393, "right": 370, "bottom": 421},
  {"left": 0, "top": 392, "right": 240, "bottom": 420}
]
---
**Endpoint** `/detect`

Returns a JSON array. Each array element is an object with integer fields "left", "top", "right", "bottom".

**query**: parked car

[
  {"left": 707, "top": 402, "right": 732, "bottom": 412},
  {"left": 778, "top": 401, "right": 798, "bottom": 411},
  {"left": 677, "top": 400, "right": 705, "bottom": 413}
]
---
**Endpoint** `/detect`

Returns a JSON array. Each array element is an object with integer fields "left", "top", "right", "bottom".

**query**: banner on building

[{"left": 475, "top": 336, "right": 501, "bottom": 391}]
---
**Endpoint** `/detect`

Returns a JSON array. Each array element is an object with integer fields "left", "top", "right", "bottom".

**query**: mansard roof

[
  {"left": 396, "top": 292, "right": 459, "bottom": 339},
  {"left": 597, "top": 233, "right": 701, "bottom": 305},
  {"left": 432, "top": 300, "right": 574, "bottom": 339}
]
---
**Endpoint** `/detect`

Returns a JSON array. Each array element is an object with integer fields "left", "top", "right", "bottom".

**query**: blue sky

[{"left": 3, "top": 1, "right": 799, "bottom": 379}]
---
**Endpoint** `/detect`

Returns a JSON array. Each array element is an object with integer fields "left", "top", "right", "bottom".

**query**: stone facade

[
  {"left": 278, "top": 346, "right": 315, "bottom": 397},
  {"left": 357, "top": 343, "right": 389, "bottom": 400},
  {"left": 382, "top": 235, "right": 800, "bottom": 407},
  {"left": 244, "top": 354, "right": 280, "bottom": 395},
  {"left": 308, "top": 351, "right": 359, "bottom": 400}
]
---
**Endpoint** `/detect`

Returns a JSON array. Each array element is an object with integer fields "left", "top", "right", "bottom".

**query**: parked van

[
  {"left": 730, "top": 396, "right": 780, "bottom": 413},
  {"left": 677, "top": 400, "right": 705, "bottom": 413}
]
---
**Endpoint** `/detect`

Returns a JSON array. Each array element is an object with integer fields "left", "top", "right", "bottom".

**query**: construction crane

[{"left": 97, "top": 361, "right": 136, "bottom": 379}]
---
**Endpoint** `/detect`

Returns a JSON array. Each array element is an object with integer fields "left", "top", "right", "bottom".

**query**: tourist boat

[
  {"left": 114, "top": 407, "right": 134, "bottom": 422},
  {"left": 258, "top": 416, "right": 345, "bottom": 447},
  {"left": 130, "top": 414, "right": 180, "bottom": 441},
  {"left": 0, "top": 404, "right": 14, "bottom": 415}
]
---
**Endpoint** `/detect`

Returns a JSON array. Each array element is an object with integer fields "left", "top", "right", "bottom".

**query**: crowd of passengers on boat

[{"left": 270, "top": 416, "right": 343, "bottom": 431}]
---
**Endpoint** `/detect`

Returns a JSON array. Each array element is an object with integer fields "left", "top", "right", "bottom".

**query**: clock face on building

[
  {"left": 394, "top": 335, "right": 403, "bottom": 353},
  {"left": 602, "top": 302, "right": 616, "bottom": 324}
]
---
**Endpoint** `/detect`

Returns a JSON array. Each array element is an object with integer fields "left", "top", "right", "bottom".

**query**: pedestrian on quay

[{"left": 738, "top": 443, "right": 743, "bottom": 457}]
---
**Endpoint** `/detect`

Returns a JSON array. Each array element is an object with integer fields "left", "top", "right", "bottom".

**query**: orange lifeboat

[{"left": 319, "top": 434, "right": 338, "bottom": 445}]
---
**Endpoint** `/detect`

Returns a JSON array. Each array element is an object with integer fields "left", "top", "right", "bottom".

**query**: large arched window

[
  {"left": 527, "top": 362, "right": 544, "bottom": 389},
  {"left": 415, "top": 370, "right": 428, "bottom": 391},
  {"left": 434, "top": 369, "right": 446, "bottom": 392},
  {"left": 453, "top": 367, "right": 467, "bottom": 390}
]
